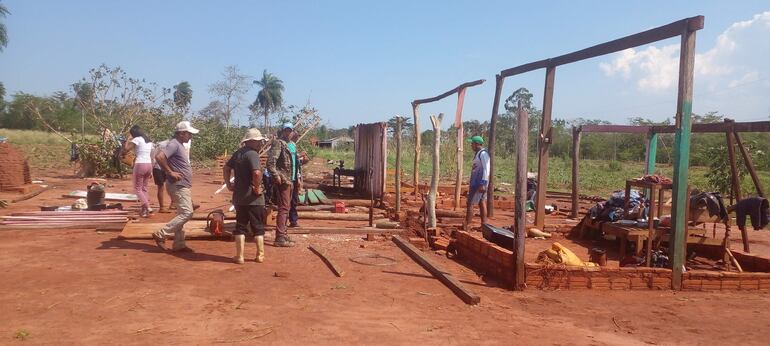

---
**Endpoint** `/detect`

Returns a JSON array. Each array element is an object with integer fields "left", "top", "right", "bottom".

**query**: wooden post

[
  {"left": 734, "top": 131, "right": 765, "bottom": 197},
  {"left": 487, "top": 74, "right": 504, "bottom": 216},
  {"left": 454, "top": 88, "right": 468, "bottom": 211},
  {"left": 535, "top": 66, "right": 556, "bottom": 229},
  {"left": 645, "top": 132, "right": 658, "bottom": 175},
  {"left": 427, "top": 113, "right": 444, "bottom": 229},
  {"left": 412, "top": 102, "right": 421, "bottom": 195},
  {"left": 395, "top": 116, "right": 403, "bottom": 213},
  {"left": 570, "top": 126, "right": 581, "bottom": 219},
  {"left": 669, "top": 21, "right": 698, "bottom": 291},
  {"left": 513, "top": 103, "right": 529, "bottom": 290},
  {"left": 725, "top": 119, "right": 742, "bottom": 202}
]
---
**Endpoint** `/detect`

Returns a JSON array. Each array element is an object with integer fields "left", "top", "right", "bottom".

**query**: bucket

[
  {"left": 86, "top": 182, "right": 106, "bottom": 209},
  {"left": 589, "top": 248, "right": 607, "bottom": 266}
]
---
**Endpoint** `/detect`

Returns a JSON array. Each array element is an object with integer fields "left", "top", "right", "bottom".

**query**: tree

[
  {"left": 208, "top": 65, "right": 250, "bottom": 127},
  {"left": 252, "top": 69, "right": 284, "bottom": 133},
  {"left": 0, "top": 2, "right": 9, "bottom": 52},
  {"left": 199, "top": 100, "right": 225, "bottom": 121},
  {"left": 387, "top": 115, "right": 413, "bottom": 137},
  {"left": 0, "top": 81, "right": 5, "bottom": 111},
  {"left": 172, "top": 81, "right": 192, "bottom": 115}
]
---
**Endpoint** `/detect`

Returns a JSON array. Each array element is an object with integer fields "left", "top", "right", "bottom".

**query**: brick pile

[{"left": 0, "top": 143, "right": 32, "bottom": 191}]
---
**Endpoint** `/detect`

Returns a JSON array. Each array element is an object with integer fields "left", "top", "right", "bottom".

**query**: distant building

[{"left": 317, "top": 136, "right": 354, "bottom": 150}]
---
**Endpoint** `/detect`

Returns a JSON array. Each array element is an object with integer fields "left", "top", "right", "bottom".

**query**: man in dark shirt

[
  {"left": 224, "top": 128, "right": 268, "bottom": 264},
  {"left": 152, "top": 121, "right": 199, "bottom": 252},
  {"left": 267, "top": 123, "right": 297, "bottom": 247}
]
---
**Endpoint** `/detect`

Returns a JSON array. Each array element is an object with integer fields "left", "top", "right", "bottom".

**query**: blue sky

[{"left": 1, "top": 1, "right": 769, "bottom": 130}]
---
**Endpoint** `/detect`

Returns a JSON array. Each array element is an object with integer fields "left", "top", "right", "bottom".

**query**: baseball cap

[
  {"left": 175, "top": 121, "right": 200, "bottom": 134},
  {"left": 282, "top": 122, "right": 294, "bottom": 130},
  {"left": 467, "top": 135, "right": 484, "bottom": 144}
]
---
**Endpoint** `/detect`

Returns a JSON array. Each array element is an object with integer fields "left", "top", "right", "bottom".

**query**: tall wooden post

[
  {"left": 427, "top": 114, "right": 444, "bottom": 229},
  {"left": 454, "top": 88, "right": 468, "bottom": 211},
  {"left": 513, "top": 103, "right": 529, "bottom": 290},
  {"left": 734, "top": 131, "right": 765, "bottom": 197},
  {"left": 670, "top": 22, "right": 698, "bottom": 290},
  {"left": 487, "top": 74, "right": 504, "bottom": 216},
  {"left": 395, "top": 116, "right": 403, "bottom": 213},
  {"left": 645, "top": 132, "right": 658, "bottom": 175},
  {"left": 570, "top": 126, "right": 581, "bottom": 219},
  {"left": 535, "top": 66, "right": 556, "bottom": 229},
  {"left": 412, "top": 102, "right": 421, "bottom": 195},
  {"left": 725, "top": 120, "right": 742, "bottom": 202}
]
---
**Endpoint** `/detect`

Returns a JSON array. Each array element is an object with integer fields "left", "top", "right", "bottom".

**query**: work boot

[
  {"left": 288, "top": 222, "right": 299, "bottom": 228},
  {"left": 152, "top": 232, "right": 166, "bottom": 250},
  {"left": 140, "top": 205, "right": 150, "bottom": 218},
  {"left": 274, "top": 235, "right": 295, "bottom": 247},
  {"left": 255, "top": 235, "right": 265, "bottom": 263},
  {"left": 233, "top": 234, "right": 245, "bottom": 264}
]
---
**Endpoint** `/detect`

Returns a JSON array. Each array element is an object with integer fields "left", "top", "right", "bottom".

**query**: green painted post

[
  {"left": 670, "top": 23, "right": 698, "bottom": 290},
  {"left": 646, "top": 132, "right": 658, "bottom": 175}
]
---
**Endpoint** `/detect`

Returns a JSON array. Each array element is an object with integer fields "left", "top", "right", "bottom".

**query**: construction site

[{"left": 2, "top": 10, "right": 770, "bottom": 345}]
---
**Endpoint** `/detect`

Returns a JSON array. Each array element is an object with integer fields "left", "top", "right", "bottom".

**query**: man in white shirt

[{"left": 465, "top": 135, "right": 490, "bottom": 230}]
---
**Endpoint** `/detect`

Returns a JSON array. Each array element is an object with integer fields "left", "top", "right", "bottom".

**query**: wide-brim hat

[{"left": 241, "top": 128, "right": 267, "bottom": 144}]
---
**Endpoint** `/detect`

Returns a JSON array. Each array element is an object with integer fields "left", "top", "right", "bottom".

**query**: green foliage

[
  {"left": 187, "top": 115, "right": 242, "bottom": 161},
  {"left": 172, "top": 81, "right": 193, "bottom": 115},
  {"left": 76, "top": 139, "right": 127, "bottom": 177},
  {"left": 0, "top": 2, "right": 8, "bottom": 51},
  {"left": 252, "top": 69, "right": 285, "bottom": 131}
]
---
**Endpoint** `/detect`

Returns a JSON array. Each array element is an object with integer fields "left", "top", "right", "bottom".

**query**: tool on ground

[{"left": 206, "top": 209, "right": 226, "bottom": 236}]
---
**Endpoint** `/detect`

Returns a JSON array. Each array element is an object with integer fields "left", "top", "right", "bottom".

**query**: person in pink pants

[{"left": 124, "top": 125, "right": 154, "bottom": 217}]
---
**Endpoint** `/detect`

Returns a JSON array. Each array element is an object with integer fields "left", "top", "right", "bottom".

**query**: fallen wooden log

[
  {"left": 11, "top": 210, "right": 129, "bottom": 216},
  {"left": 308, "top": 245, "right": 345, "bottom": 277},
  {"left": 0, "top": 222, "right": 127, "bottom": 231},
  {"left": 296, "top": 205, "right": 335, "bottom": 212},
  {"left": 286, "top": 227, "right": 401, "bottom": 235},
  {"left": 296, "top": 211, "right": 373, "bottom": 221},
  {"left": 118, "top": 221, "right": 234, "bottom": 239},
  {"left": 11, "top": 185, "right": 54, "bottom": 203},
  {"left": 391, "top": 235, "right": 480, "bottom": 305}
]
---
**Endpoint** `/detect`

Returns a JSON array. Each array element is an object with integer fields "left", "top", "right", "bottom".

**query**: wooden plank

[
  {"left": 535, "top": 66, "right": 556, "bottom": 229},
  {"left": 11, "top": 211, "right": 129, "bottom": 216},
  {"left": 0, "top": 222, "right": 127, "bottom": 231},
  {"left": 11, "top": 185, "right": 53, "bottom": 203},
  {"left": 487, "top": 74, "right": 504, "bottom": 216},
  {"left": 306, "top": 189, "right": 320, "bottom": 204},
  {"left": 118, "top": 221, "right": 233, "bottom": 240},
  {"left": 61, "top": 191, "right": 138, "bottom": 201},
  {"left": 287, "top": 227, "right": 400, "bottom": 235},
  {"left": 454, "top": 88, "right": 467, "bottom": 211},
  {"left": 308, "top": 245, "right": 345, "bottom": 277},
  {"left": 395, "top": 116, "right": 402, "bottom": 213},
  {"left": 582, "top": 120, "right": 770, "bottom": 135},
  {"left": 391, "top": 235, "right": 480, "bottom": 305},
  {"left": 734, "top": 131, "right": 765, "bottom": 197},
  {"left": 725, "top": 121, "right": 742, "bottom": 202},
  {"left": 514, "top": 102, "right": 529, "bottom": 290},
  {"left": 313, "top": 189, "right": 333, "bottom": 204},
  {"left": 298, "top": 193, "right": 306, "bottom": 204},
  {"left": 500, "top": 16, "right": 704, "bottom": 77},
  {"left": 412, "top": 79, "right": 485, "bottom": 105},
  {"left": 581, "top": 125, "right": 652, "bottom": 134},
  {"left": 670, "top": 24, "right": 698, "bottom": 291},
  {"left": 412, "top": 102, "right": 421, "bottom": 195}
]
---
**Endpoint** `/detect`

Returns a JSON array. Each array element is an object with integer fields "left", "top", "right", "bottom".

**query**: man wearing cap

[
  {"left": 465, "top": 135, "right": 490, "bottom": 231},
  {"left": 152, "top": 120, "right": 199, "bottom": 252},
  {"left": 266, "top": 123, "right": 297, "bottom": 247},
  {"left": 224, "top": 128, "right": 268, "bottom": 264}
]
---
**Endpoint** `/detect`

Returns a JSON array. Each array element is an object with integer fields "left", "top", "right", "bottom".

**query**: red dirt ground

[{"left": 1, "top": 164, "right": 770, "bottom": 344}]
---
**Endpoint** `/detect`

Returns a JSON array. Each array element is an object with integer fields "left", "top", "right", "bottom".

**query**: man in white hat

[
  {"left": 152, "top": 120, "right": 200, "bottom": 252},
  {"left": 224, "top": 128, "right": 268, "bottom": 264}
]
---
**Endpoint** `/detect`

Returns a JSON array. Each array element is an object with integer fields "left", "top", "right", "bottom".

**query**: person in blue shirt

[{"left": 465, "top": 135, "right": 490, "bottom": 230}]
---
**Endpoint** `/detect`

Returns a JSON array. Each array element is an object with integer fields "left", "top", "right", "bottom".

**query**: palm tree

[
  {"left": 252, "top": 70, "right": 284, "bottom": 133},
  {"left": 173, "top": 81, "right": 192, "bottom": 115},
  {"left": 0, "top": 2, "right": 9, "bottom": 51}
]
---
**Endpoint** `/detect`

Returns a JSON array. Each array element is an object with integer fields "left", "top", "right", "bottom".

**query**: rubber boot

[
  {"left": 233, "top": 234, "right": 245, "bottom": 264},
  {"left": 255, "top": 235, "right": 265, "bottom": 263}
]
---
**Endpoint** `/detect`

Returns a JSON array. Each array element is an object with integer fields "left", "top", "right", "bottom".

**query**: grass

[{"left": 0, "top": 129, "right": 74, "bottom": 170}]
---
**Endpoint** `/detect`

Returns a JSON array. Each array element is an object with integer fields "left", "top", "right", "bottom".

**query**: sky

[{"left": 1, "top": 0, "right": 769, "bottom": 130}]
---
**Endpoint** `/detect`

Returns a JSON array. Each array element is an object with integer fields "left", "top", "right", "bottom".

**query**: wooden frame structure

[
  {"left": 487, "top": 16, "right": 705, "bottom": 289},
  {"left": 411, "top": 79, "right": 485, "bottom": 210}
]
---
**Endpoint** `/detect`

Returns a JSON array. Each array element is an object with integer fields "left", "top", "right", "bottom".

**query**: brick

[
  {"left": 682, "top": 279, "right": 702, "bottom": 291},
  {"left": 630, "top": 278, "right": 650, "bottom": 289},
  {"left": 740, "top": 281, "right": 759, "bottom": 290},
  {"left": 721, "top": 280, "right": 740, "bottom": 290}
]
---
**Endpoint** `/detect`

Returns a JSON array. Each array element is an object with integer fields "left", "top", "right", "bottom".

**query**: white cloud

[{"left": 600, "top": 12, "right": 770, "bottom": 95}]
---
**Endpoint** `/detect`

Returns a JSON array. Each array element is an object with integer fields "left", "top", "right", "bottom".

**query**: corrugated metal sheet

[{"left": 354, "top": 122, "right": 388, "bottom": 198}]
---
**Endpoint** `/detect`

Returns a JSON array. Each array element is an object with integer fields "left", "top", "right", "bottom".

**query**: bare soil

[{"left": 1, "top": 164, "right": 770, "bottom": 344}]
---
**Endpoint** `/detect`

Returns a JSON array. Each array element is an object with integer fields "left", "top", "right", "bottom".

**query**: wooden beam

[
  {"left": 412, "top": 103, "right": 420, "bottom": 195},
  {"left": 581, "top": 125, "right": 652, "bottom": 134},
  {"left": 570, "top": 126, "right": 581, "bottom": 219},
  {"left": 670, "top": 24, "right": 698, "bottom": 291},
  {"left": 500, "top": 16, "right": 704, "bottom": 78},
  {"left": 487, "top": 74, "right": 504, "bottom": 216},
  {"left": 395, "top": 116, "right": 403, "bottom": 213},
  {"left": 454, "top": 88, "right": 468, "bottom": 211},
  {"left": 427, "top": 114, "right": 444, "bottom": 229},
  {"left": 391, "top": 235, "right": 480, "bottom": 305},
  {"left": 287, "top": 227, "right": 400, "bottom": 235},
  {"left": 514, "top": 102, "right": 529, "bottom": 290},
  {"left": 308, "top": 245, "right": 345, "bottom": 277},
  {"left": 645, "top": 132, "right": 659, "bottom": 175},
  {"left": 734, "top": 131, "right": 765, "bottom": 197},
  {"left": 412, "top": 79, "right": 485, "bottom": 105},
  {"left": 725, "top": 121, "right": 742, "bottom": 202},
  {"left": 535, "top": 66, "right": 556, "bottom": 229},
  {"left": 582, "top": 121, "right": 770, "bottom": 135}
]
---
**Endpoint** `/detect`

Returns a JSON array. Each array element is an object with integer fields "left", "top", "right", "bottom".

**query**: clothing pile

[
  {"left": 735, "top": 197, "right": 770, "bottom": 230},
  {"left": 588, "top": 190, "right": 646, "bottom": 222},
  {"left": 637, "top": 174, "right": 673, "bottom": 185},
  {"left": 689, "top": 192, "right": 728, "bottom": 222}
]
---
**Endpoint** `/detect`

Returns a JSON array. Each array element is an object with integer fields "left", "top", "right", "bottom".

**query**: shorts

[
  {"left": 469, "top": 186, "right": 487, "bottom": 205},
  {"left": 153, "top": 168, "right": 166, "bottom": 186}
]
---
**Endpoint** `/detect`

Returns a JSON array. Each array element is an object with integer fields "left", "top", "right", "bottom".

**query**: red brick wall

[
  {"left": 0, "top": 143, "right": 32, "bottom": 190},
  {"left": 452, "top": 230, "right": 770, "bottom": 291}
]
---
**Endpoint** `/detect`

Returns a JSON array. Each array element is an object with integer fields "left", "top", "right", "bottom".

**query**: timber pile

[
  {"left": 0, "top": 210, "right": 129, "bottom": 229},
  {"left": 118, "top": 220, "right": 233, "bottom": 239}
]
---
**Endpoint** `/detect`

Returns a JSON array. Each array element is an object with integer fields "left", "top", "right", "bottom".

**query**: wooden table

[
  {"left": 601, "top": 223, "right": 712, "bottom": 259},
  {"left": 623, "top": 179, "right": 690, "bottom": 266}
]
